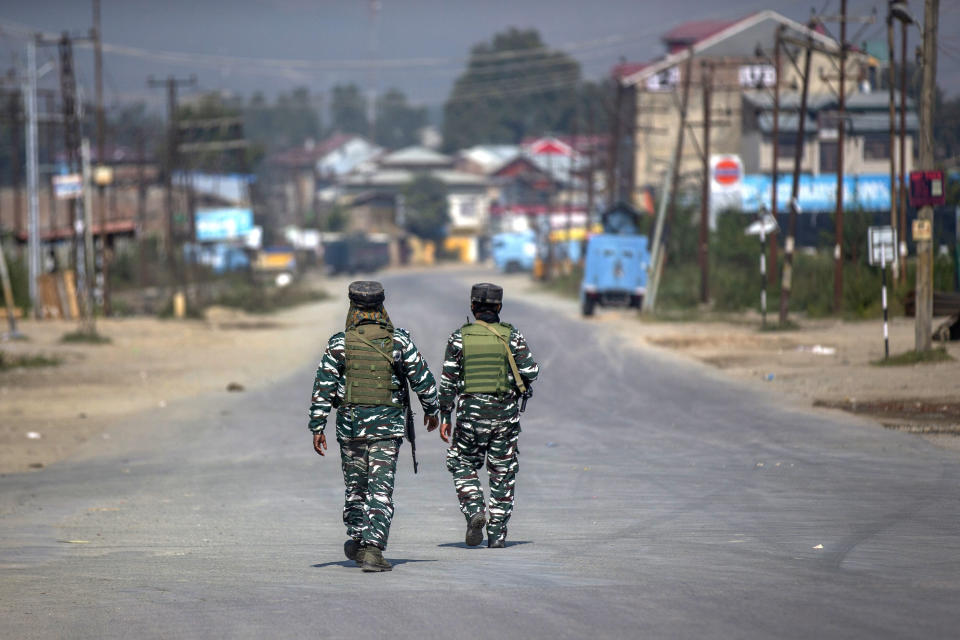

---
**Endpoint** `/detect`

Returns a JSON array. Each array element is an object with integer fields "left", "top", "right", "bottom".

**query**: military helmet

[
  {"left": 470, "top": 282, "right": 503, "bottom": 305},
  {"left": 348, "top": 280, "right": 385, "bottom": 308}
]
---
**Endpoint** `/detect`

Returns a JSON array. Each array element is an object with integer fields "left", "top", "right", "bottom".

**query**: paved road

[{"left": 2, "top": 269, "right": 959, "bottom": 639}]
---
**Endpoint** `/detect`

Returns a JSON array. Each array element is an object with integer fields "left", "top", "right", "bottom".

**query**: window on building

[
  {"left": 776, "top": 134, "right": 801, "bottom": 159},
  {"left": 864, "top": 134, "right": 890, "bottom": 160},
  {"left": 820, "top": 141, "right": 838, "bottom": 173}
]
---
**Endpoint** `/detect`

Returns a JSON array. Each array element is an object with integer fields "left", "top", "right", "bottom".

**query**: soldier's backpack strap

[
  {"left": 472, "top": 320, "right": 526, "bottom": 394},
  {"left": 352, "top": 329, "right": 394, "bottom": 364}
]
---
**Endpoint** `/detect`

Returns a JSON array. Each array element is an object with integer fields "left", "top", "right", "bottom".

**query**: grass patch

[
  {"left": 542, "top": 265, "right": 583, "bottom": 300},
  {"left": 0, "top": 351, "right": 62, "bottom": 371},
  {"left": 872, "top": 348, "right": 954, "bottom": 367},
  {"left": 212, "top": 282, "right": 329, "bottom": 314},
  {"left": 61, "top": 330, "right": 112, "bottom": 344}
]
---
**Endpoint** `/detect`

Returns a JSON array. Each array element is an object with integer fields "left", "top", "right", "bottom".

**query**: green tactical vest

[
  {"left": 461, "top": 322, "right": 512, "bottom": 394},
  {"left": 344, "top": 324, "right": 400, "bottom": 406}
]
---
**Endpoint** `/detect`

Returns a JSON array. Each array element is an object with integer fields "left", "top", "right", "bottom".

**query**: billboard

[
  {"left": 739, "top": 174, "right": 892, "bottom": 213},
  {"left": 195, "top": 207, "right": 254, "bottom": 242}
]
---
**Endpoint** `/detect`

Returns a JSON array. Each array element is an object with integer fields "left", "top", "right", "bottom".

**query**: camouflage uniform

[
  {"left": 309, "top": 298, "right": 439, "bottom": 552},
  {"left": 439, "top": 297, "right": 539, "bottom": 547}
]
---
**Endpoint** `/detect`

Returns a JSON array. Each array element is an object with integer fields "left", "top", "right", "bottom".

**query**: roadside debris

[
  {"left": 226, "top": 382, "right": 245, "bottom": 392},
  {"left": 796, "top": 345, "right": 837, "bottom": 355}
]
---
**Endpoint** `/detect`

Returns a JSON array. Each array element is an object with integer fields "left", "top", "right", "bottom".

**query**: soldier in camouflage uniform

[
  {"left": 439, "top": 283, "right": 539, "bottom": 548},
  {"left": 309, "top": 281, "right": 440, "bottom": 572}
]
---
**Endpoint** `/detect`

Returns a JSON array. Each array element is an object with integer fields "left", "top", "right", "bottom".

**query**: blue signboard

[
  {"left": 195, "top": 208, "right": 254, "bottom": 242},
  {"left": 740, "top": 174, "right": 893, "bottom": 213}
]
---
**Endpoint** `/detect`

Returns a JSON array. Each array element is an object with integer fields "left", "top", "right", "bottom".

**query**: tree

[
  {"left": 243, "top": 87, "right": 322, "bottom": 151},
  {"left": 374, "top": 89, "right": 428, "bottom": 149},
  {"left": 442, "top": 28, "right": 583, "bottom": 150},
  {"left": 330, "top": 84, "right": 369, "bottom": 136},
  {"left": 401, "top": 175, "right": 449, "bottom": 240}
]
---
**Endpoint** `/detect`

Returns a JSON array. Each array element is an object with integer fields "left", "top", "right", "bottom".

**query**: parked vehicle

[
  {"left": 491, "top": 230, "right": 536, "bottom": 272},
  {"left": 580, "top": 203, "right": 650, "bottom": 317},
  {"left": 323, "top": 235, "right": 390, "bottom": 275}
]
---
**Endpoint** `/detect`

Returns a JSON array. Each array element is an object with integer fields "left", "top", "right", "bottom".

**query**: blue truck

[
  {"left": 491, "top": 230, "right": 537, "bottom": 273},
  {"left": 580, "top": 204, "right": 650, "bottom": 317}
]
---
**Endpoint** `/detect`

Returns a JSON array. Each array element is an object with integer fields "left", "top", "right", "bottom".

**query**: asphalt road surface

[{"left": 2, "top": 269, "right": 960, "bottom": 639}]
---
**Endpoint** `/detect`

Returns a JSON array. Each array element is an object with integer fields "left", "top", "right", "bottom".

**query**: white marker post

[
  {"left": 745, "top": 210, "right": 780, "bottom": 330},
  {"left": 881, "top": 248, "right": 889, "bottom": 359},
  {"left": 868, "top": 226, "right": 896, "bottom": 360}
]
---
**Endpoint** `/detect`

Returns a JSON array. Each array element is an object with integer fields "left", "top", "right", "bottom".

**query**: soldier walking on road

[
  {"left": 309, "top": 281, "right": 440, "bottom": 572},
  {"left": 438, "top": 283, "right": 539, "bottom": 548}
]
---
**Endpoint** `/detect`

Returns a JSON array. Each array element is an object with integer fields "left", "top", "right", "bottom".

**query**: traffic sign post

[
  {"left": 908, "top": 170, "right": 946, "bottom": 208},
  {"left": 868, "top": 225, "right": 897, "bottom": 358},
  {"left": 52, "top": 173, "right": 83, "bottom": 200},
  {"left": 746, "top": 210, "right": 780, "bottom": 329}
]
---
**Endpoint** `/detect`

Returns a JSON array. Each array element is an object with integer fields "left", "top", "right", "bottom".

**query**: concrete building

[{"left": 615, "top": 10, "right": 905, "bottom": 213}]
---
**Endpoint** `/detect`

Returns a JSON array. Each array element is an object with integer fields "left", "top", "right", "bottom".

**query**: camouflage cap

[
  {"left": 348, "top": 281, "right": 385, "bottom": 308},
  {"left": 470, "top": 282, "right": 503, "bottom": 304}
]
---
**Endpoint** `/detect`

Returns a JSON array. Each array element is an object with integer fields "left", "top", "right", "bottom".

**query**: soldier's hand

[
  {"left": 439, "top": 422, "right": 451, "bottom": 443},
  {"left": 425, "top": 414, "right": 439, "bottom": 432},
  {"left": 313, "top": 432, "right": 327, "bottom": 457}
]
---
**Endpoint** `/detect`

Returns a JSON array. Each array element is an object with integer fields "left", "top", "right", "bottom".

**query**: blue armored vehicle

[
  {"left": 580, "top": 203, "right": 650, "bottom": 317},
  {"left": 491, "top": 230, "right": 537, "bottom": 273}
]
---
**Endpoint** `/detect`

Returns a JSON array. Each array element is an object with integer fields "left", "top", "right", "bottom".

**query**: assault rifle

[
  {"left": 396, "top": 369, "right": 418, "bottom": 474},
  {"left": 519, "top": 385, "right": 533, "bottom": 413}
]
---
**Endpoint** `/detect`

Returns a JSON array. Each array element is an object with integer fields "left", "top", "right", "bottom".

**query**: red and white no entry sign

[{"left": 713, "top": 157, "right": 741, "bottom": 186}]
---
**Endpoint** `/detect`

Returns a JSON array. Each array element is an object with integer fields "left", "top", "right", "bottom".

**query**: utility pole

[
  {"left": 770, "top": 27, "right": 782, "bottom": 286},
  {"left": 43, "top": 91, "right": 57, "bottom": 236},
  {"left": 136, "top": 128, "right": 147, "bottom": 287},
  {"left": 92, "top": 0, "right": 110, "bottom": 315},
  {"left": 898, "top": 9, "right": 910, "bottom": 283},
  {"left": 57, "top": 32, "right": 95, "bottom": 333},
  {"left": 607, "top": 80, "right": 624, "bottom": 207},
  {"left": 887, "top": 6, "right": 900, "bottom": 280},
  {"left": 644, "top": 51, "right": 694, "bottom": 313},
  {"left": 148, "top": 74, "right": 196, "bottom": 304},
  {"left": 699, "top": 60, "right": 712, "bottom": 304},
  {"left": 8, "top": 89, "right": 24, "bottom": 240},
  {"left": 779, "top": 25, "right": 814, "bottom": 325},
  {"left": 25, "top": 37, "right": 41, "bottom": 319},
  {"left": 833, "top": 0, "right": 848, "bottom": 312},
  {"left": 915, "top": 0, "right": 938, "bottom": 352}
]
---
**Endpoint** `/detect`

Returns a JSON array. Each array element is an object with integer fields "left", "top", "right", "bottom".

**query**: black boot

[
  {"left": 465, "top": 512, "right": 486, "bottom": 547},
  {"left": 344, "top": 539, "right": 362, "bottom": 563},
  {"left": 361, "top": 546, "right": 393, "bottom": 572}
]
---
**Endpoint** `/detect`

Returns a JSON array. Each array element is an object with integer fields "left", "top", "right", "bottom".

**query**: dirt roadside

[
  {"left": 0, "top": 273, "right": 351, "bottom": 474},
  {"left": 494, "top": 272, "right": 960, "bottom": 451}
]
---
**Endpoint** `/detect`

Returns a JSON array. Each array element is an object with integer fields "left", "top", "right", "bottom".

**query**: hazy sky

[{"left": 1, "top": 0, "right": 957, "bottom": 115}]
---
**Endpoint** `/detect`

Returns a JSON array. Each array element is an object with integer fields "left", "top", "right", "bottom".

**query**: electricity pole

[
  {"left": 644, "top": 51, "right": 694, "bottom": 313},
  {"left": 7, "top": 89, "right": 24, "bottom": 240},
  {"left": 887, "top": 6, "right": 899, "bottom": 280},
  {"left": 148, "top": 74, "right": 196, "bottom": 299},
  {"left": 25, "top": 38, "right": 40, "bottom": 319},
  {"left": 699, "top": 61, "right": 712, "bottom": 304},
  {"left": 56, "top": 32, "right": 96, "bottom": 334},
  {"left": 915, "top": 0, "right": 938, "bottom": 351},
  {"left": 833, "top": 0, "right": 848, "bottom": 312},
  {"left": 92, "top": 0, "right": 111, "bottom": 315},
  {"left": 770, "top": 27, "right": 782, "bottom": 286},
  {"left": 779, "top": 26, "right": 814, "bottom": 325},
  {"left": 898, "top": 8, "right": 911, "bottom": 283}
]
